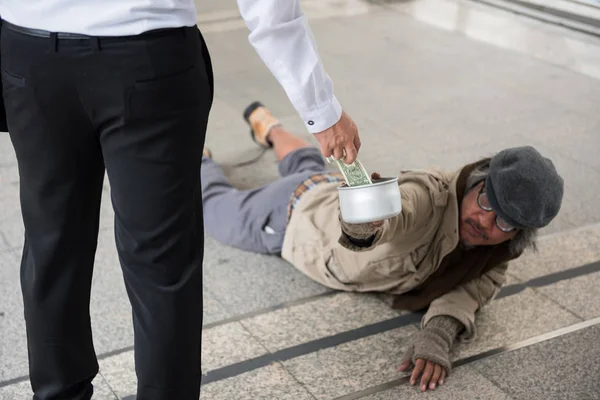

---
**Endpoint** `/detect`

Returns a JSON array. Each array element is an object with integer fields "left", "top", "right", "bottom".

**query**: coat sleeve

[
  {"left": 338, "top": 181, "right": 434, "bottom": 252},
  {"left": 421, "top": 263, "right": 509, "bottom": 342}
]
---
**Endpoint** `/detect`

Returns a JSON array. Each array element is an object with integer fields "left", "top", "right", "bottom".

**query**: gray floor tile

[
  {"left": 202, "top": 290, "right": 232, "bottom": 326},
  {"left": 99, "top": 179, "right": 116, "bottom": 230},
  {"left": 98, "top": 352, "right": 137, "bottom": 399},
  {"left": 0, "top": 135, "right": 16, "bottom": 164},
  {"left": 200, "top": 363, "right": 316, "bottom": 400},
  {"left": 0, "top": 250, "right": 28, "bottom": 381},
  {"left": 0, "top": 381, "right": 32, "bottom": 400},
  {"left": 0, "top": 248, "right": 19, "bottom": 288},
  {"left": 0, "top": 314, "right": 28, "bottom": 381},
  {"left": 0, "top": 193, "right": 24, "bottom": 250},
  {"left": 508, "top": 224, "right": 600, "bottom": 282},
  {"left": 521, "top": 114, "right": 600, "bottom": 171},
  {"left": 537, "top": 271, "right": 600, "bottom": 320},
  {"left": 240, "top": 293, "right": 399, "bottom": 352},
  {"left": 202, "top": 235, "right": 330, "bottom": 317},
  {"left": 93, "top": 374, "right": 119, "bottom": 400},
  {"left": 283, "top": 327, "right": 418, "bottom": 400},
  {"left": 452, "top": 288, "right": 581, "bottom": 361},
  {"left": 0, "top": 375, "right": 117, "bottom": 400},
  {"left": 0, "top": 164, "right": 18, "bottom": 192},
  {"left": 89, "top": 230, "right": 136, "bottom": 355},
  {"left": 363, "top": 366, "right": 512, "bottom": 400},
  {"left": 472, "top": 324, "right": 600, "bottom": 400},
  {"left": 202, "top": 322, "right": 268, "bottom": 371},
  {"left": 0, "top": 232, "right": 11, "bottom": 254}
]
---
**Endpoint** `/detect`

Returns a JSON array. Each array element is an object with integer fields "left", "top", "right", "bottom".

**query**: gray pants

[{"left": 201, "top": 147, "right": 327, "bottom": 254}]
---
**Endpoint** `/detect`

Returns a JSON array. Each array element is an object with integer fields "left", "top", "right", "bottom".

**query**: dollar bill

[{"left": 327, "top": 156, "right": 372, "bottom": 187}]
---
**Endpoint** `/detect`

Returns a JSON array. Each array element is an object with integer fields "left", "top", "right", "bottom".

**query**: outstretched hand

[{"left": 313, "top": 110, "right": 361, "bottom": 164}]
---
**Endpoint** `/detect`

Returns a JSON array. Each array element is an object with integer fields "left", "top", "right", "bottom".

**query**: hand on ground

[
  {"left": 399, "top": 358, "right": 447, "bottom": 392},
  {"left": 399, "top": 329, "right": 452, "bottom": 392}
]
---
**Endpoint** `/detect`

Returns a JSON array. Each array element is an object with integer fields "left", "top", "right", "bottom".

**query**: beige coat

[{"left": 281, "top": 167, "right": 508, "bottom": 340}]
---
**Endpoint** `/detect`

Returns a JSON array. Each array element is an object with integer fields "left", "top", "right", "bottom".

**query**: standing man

[{"left": 0, "top": 1, "right": 360, "bottom": 400}]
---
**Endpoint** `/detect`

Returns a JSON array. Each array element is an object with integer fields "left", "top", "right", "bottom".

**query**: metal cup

[{"left": 337, "top": 177, "right": 402, "bottom": 224}]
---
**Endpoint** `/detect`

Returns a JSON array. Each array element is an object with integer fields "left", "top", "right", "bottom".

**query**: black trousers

[
  {"left": 1, "top": 21, "right": 213, "bottom": 400},
  {"left": 0, "top": 20, "right": 7, "bottom": 132}
]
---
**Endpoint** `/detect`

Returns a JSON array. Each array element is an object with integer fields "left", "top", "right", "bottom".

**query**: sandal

[{"left": 243, "top": 101, "right": 280, "bottom": 148}]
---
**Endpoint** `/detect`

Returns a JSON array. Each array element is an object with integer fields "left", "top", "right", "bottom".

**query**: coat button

[{"left": 308, "top": 120, "right": 314, "bottom": 125}]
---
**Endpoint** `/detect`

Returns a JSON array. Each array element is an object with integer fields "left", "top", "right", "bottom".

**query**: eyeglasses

[{"left": 477, "top": 186, "right": 516, "bottom": 232}]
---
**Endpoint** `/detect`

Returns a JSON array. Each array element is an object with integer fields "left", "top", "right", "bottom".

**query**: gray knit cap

[{"left": 485, "top": 146, "right": 564, "bottom": 229}]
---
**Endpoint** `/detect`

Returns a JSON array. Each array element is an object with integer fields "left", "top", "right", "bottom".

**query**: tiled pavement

[{"left": 1, "top": 0, "right": 600, "bottom": 398}]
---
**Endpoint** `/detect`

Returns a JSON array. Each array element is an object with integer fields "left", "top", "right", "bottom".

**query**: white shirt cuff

[{"left": 299, "top": 95, "right": 343, "bottom": 134}]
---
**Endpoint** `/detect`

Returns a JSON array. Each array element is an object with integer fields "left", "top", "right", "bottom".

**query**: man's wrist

[
  {"left": 297, "top": 96, "right": 342, "bottom": 133},
  {"left": 339, "top": 215, "right": 380, "bottom": 239},
  {"left": 424, "top": 316, "right": 464, "bottom": 349},
  {"left": 410, "top": 330, "right": 453, "bottom": 373}
]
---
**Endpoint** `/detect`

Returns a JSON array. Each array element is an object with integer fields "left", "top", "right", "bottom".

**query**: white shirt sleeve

[{"left": 236, "top": 0, "right": 343, "bottom": 133}]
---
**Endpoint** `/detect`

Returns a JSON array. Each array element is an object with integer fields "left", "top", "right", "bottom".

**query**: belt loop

[
  {"left": 91, "top": 37, "right": 101, "bottom": 52},
  {"left": 49, "top": 32, "right": 58, "bottom": 52}
]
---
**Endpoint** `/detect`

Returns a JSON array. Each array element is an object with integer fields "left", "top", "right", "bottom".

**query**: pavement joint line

[
  {"left": 198, "top": 259, "right": 600, "bottom": 386},
  {"left": 497, "top": 260, "right": 600, "bottom": 299},
  {"left": 97, "top": 370, "right": 119, "bottom": 400},
  {"left": 200, "top": 312, "right": 424, "bottom": 385},
  {"left": 0, "top": 376, "right": 28, "bottom": 390},
  {"left": 1, "top": 259, "right": 599, "bottom": 389},
  {"left": 532, "top": 286, "right": 586, "bottom": 321},
  {"left": 0, "top": 232, "right": 12, "bottom": 250},
  {"left": 201, "top": 290, "right": 336, "bottom": 330},
  {"left": 332, "top": 315, "right": 600, "bottom": 400}
]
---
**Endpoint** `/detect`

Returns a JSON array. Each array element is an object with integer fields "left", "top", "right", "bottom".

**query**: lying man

[{"left": 201, "top": 102, "right": 564, "bottom": 392}]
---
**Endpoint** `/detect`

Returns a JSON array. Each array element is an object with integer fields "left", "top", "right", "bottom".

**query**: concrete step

[
  {"left": 470, "top": 0, "right": 600, "bottom": 37},
  {"left": 501, "top": 0, "right": 600, "bottom": 27}
]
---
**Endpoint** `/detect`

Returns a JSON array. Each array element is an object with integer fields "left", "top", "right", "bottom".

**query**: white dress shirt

[
  {"left": 0, "top": 1, "right": 198, "bottom": 37},
  {"left": 236, "top": 0, "right": 342, "bottom": 133},
  {"left": 0, "top": 0, "right": 342, "bottom": 133}
]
